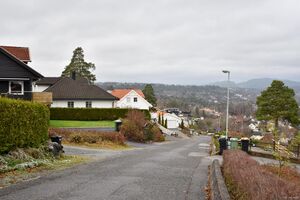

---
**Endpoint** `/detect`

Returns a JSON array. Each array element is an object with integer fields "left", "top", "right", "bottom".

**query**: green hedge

[
  {"left": 50, "top": 108, "right": 150, "bottom": 121},
  {"left": 0, "top": 98, "right": 50, "bottom": 154}
]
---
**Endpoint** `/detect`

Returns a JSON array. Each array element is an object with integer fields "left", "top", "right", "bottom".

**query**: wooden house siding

[
  {"left": 0, "top": 47, "right": 43, "bottom": 100},
  {"left": 0, "top": 51, "right": 37, "bottom": 78}
]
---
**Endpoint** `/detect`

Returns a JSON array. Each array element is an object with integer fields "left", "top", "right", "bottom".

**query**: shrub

[
  {"left": 0, "top": 98, "right": 50, "bottom": 154},
  {"left": 151, "top": 125, "right": 165, "bottom": 142},
  {"left": 121, "top": 119, "right": 145, "bottom": 142},
  {"left": 223, "top": 150, "right": 300, "bottom": 200},
  {"left": 49, "top": 128, "right": 126, "bottom": 145},
  {"left": 50, "top": 108, "right": 150, "bottom": 121},
  {"left": 121, "top": 110, "right": 147, "bottom": 142},
  {"left": 70, "top": 134, "right": 82, "bottom": 143},
  {"left": 120, "top": 110, "right": 165, "bottom": 142}
]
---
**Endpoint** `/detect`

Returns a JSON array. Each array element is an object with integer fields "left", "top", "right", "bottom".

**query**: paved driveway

[{"left": 0, "top": 136, "right": 212, "bottom": 200}]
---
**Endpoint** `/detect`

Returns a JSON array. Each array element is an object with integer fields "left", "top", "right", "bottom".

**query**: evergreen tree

[
  {"left": 256, "top": 80, "right": 299, "bottom": 132},
  {"left": 195, "top": 106, "right": 200, "bottom": 117},
  {"left": 164, "top": 119, "right": 168, "bottom": 128},
  {"left": 180, "top": 119, "right": 184, "bottom": 129},
  {"left": 142, "top": 84, "right": 157, "bottom": 106},
  {"left": 202, "top": 110, "right": 206, "bottom": 118},
  {"left": 161, "top": 115, "right": 164, "bottom": 126},
  {"left": 61, "top": 47, "right": 96, "bottom": 83},
  {"left": 158, "top": 114, "right": 161, "bottom": 124}
]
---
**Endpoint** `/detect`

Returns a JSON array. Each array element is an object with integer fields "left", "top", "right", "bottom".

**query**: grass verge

[
  {"left": 49, "top": 120, "right": 114, "bottom": 128},
  {"left": 0, "top": 149, "right": 89, "bottom": 188},
  {"left": 63, "top": 141, "right": 131, "bottom": 150}
]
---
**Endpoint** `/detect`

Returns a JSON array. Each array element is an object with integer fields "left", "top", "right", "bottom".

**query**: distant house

[
  {"left": 35, "top": 74, "right": 118, "bottom": 108},
  {"left": 110, "top": 89, "right": 152, "bottom": 110},
  {"left": 33, "top": 77, "right": 61, "bottom": 92},
  {"left": 152, "top": 111, "right": 182, "bottom": 129},
  {"left": 0, "top": 46, "right": 43, "bottom": 100}
]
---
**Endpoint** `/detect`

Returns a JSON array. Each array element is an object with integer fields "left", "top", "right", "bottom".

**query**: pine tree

[
  {"left": 256, "top": 80, "right": 299, "bottom": 132},
  {"left": 158, "top": 114, "right": 161, "bottom": 124},
  {"left": 180, "top": 119, "right": 184, "bottom": 129},
  {"left": 142, "top": 84, "right": 157, "bottom": 106},
  {"left": 164, "top": 119, "right": 168, "bottom": 128},
  {"left": 161, "top": 115, "right": 164, "bottom": 126},
  {"left": 61, "top": 47, "right": 96, "bottom": 83}
]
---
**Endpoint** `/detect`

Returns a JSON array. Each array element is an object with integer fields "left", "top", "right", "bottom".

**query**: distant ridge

[{"left": 211, "top": 78, "right": 300, "bottom": 91}]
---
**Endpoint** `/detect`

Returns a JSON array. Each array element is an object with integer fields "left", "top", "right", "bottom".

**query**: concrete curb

[{"left": 210, "top": 159, "right": 230, "bottom": 200}]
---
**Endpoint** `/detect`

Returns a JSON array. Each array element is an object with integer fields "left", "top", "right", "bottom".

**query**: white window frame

[
  {"left": 9, "top": 81, "right": 24, "bottom": 95},
  {"left": 67, "top": 101, "right": 74, "bottom": 108},
  {"left": 86, "top": 101, "right": 92, "bottom": 108},
  {"left": 126, "top": 97, "right": 131, "bottom": 103}
]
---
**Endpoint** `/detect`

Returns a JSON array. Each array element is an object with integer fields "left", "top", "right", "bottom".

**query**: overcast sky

[{"left": 1, "top": 0, "right": 300, "bottom": 85}]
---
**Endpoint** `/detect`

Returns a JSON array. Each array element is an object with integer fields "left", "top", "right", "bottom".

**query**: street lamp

[{"left": 222, "top": 70, "right": 230, "bottom": 140}]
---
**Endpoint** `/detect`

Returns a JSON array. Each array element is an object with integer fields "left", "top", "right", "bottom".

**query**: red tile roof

[
  {"left": 111, "top": 89, "right": 145, "bottom": 99},
  {"left": 0, "top": 46, "right": 31, "bottom": 62}
]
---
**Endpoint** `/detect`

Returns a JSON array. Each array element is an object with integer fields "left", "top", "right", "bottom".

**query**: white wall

[
  {"left": 33, "top": 85, "right": 50, "bottom": 92},
  {"left": 51, "top": 100, "right": 115, "bottom": 108},
  {"left": 116, "top": 91, "right": 152, "bottom": 110}
]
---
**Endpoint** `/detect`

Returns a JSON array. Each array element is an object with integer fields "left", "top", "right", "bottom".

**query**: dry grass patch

[{"left": 261, "top": 164, "right": 300, "bottom": 184}]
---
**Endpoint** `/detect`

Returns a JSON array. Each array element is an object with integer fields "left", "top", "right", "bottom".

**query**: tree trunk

[
  {"left": 273, "top": 118, "right": 279, "bottom": 146},
  {"left": 274, "top": 118, "right": 279, "bottom": 130}
]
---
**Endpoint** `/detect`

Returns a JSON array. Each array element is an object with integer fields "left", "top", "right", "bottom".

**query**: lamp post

[{"left": 222, "top": 70, "right": 230, "bottom": 140}]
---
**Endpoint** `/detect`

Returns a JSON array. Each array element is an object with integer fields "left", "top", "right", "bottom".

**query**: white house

[
  {"left": 33, "top": 77, "right": 61, "bottom": 92},
  {"left": 110, "top": 89, "right": 152, "bottom": 110},
  {"left": 35, "top": 75, "right": 117, "bottom": 108},
  {"left": 152, "top": 112, "right": 183, "bottom": 129}
]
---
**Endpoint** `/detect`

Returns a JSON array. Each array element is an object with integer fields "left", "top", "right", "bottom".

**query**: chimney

[{"left": 71, "top": 71, "right": 76, "bottom": 80}]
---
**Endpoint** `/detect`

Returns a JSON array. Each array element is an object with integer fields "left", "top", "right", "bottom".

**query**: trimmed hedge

[
  {"left": 50, "top": 108, "right": 150, "bottom": 121},
  {"left": 0, "top": 98, "right": 50, "bottom": 154}
]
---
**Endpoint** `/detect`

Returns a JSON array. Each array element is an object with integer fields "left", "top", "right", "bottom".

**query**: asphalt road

[{"left": 0, "top": 135, "right": 212, "bottom": 200}]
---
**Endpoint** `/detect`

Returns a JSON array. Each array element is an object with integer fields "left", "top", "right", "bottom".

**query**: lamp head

[{"left": 222, "top": 70, "right": 230, "bottom": 74}]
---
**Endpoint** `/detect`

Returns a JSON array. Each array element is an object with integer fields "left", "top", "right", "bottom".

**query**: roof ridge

[{"left": 44, "top": 77, "right": 68, "bottom": 92}]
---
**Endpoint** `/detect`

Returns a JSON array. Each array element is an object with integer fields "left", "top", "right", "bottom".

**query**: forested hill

[{"left": 97, "top": 82, "right": 260, "bottom": 115}]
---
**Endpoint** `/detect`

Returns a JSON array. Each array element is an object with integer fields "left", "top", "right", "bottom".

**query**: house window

[
  {"left": 134, "top": 97, "right": 138, "bottom": 102},
  {"left": 86, "top": 101, "right": 92, "bottom": 108},
  {"left": 9, "top": 81, "right": 24, "bottom": 95},
  {"left": 126, "top": 97, "right": 131, "bottom": 103},
  {"left": 67, "top": 101, "right": 74, "bottom": 108}
]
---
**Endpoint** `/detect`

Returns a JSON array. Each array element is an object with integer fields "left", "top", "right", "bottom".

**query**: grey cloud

[{"left": 1, "top": 0, "right": 300, "bottom": 84}]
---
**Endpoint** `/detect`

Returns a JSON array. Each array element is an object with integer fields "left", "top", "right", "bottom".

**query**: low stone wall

[{"left": 210, "top": 159, "right": 230, "bottom": 200}]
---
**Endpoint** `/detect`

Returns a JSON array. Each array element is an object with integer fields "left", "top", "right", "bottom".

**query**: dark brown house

[{"left": 0, "top": 46, "right": 43, "bottom": 100}]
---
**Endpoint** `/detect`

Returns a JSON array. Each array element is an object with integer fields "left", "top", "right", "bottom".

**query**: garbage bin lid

[
  {"left": 241, "top": 137, "right": 249, "bottom": 140},
  {"left": 115, "top": 119, "right": 122, "bottom": 122},
  {"left": 230, "top": 138, "right": 238, "bottom": 141}
]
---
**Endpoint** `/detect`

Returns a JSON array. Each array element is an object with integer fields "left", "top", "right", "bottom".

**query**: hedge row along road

[
  {"left": 0, "top": 98, "right": 49, "bottom": 154},
  {"left": 50, "top": 108, "right": 150, "bottom": 121}
]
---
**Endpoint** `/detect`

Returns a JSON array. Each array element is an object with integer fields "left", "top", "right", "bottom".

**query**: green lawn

[{"left": 49, "top": 120, "right": 115, "bottom": 128}]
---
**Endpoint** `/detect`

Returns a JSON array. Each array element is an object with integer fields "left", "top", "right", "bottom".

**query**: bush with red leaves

[
  {"left": 222, "top": 150, "right": 300, "bottom": 200},
  {"left": 49, "top": 128, "right": 125, "bottom": 145},
  {"left": 120, "top": 110, "right": 165, "bottom": 143}
]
